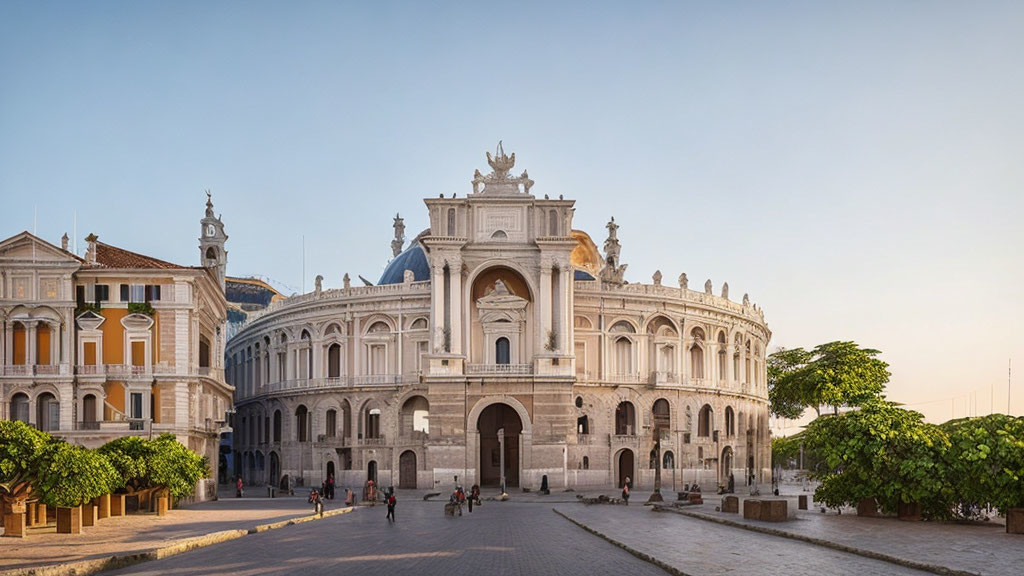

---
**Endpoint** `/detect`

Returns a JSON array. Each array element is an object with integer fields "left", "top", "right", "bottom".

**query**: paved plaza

[{"left": 96, "top": 493, "right": 951, "bottom": 576}]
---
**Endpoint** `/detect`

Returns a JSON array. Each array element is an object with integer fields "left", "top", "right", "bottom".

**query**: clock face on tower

[{"left": 206, "top": 224, "right": 216, "bottom": 238}]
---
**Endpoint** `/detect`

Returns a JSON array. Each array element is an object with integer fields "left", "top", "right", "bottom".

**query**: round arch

[
  {"left": 466, "top": 395, "right": 533, "bottom": 435},
  {"left": 464, "top": 260, "right": 539, "bottom": 303}
]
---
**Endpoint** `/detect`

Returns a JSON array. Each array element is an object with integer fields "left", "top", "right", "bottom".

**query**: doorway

[
  {"left": 399, "top": 450, "right": 417, "bottom": 489},
  {"left": 617, "top": 449, "right": 634, "bottom": 489},
  {"left": 477, "top": 403, "right": 523, "bottom": 487}
]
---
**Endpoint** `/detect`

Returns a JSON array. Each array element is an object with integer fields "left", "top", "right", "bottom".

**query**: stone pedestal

[
  {"left": 157, "top": 496, "right": 169, "bottom": 516},
  {"left": 56, "top": 506, "right": 82, "bottom": 534},
  {"left": 97, "top": 494, "right": 110, "bottom": 519},
  {"left": 743, "top": 499, "right": 762, "bottom": 520},
  {"left": 110, "top": 494, "right": 126, "bottom": 517},
  {"left": 25, "top": 503, "right": 36, "bottom": 527},
  {"left": 798, "top": 495, "right": 808, "bottom": 510},
  {"left": 897, "top": 501, "right": 921, "bottom": 521},
  {"left": 1007, "top": 508, "right": 1024, "bottom": 534},
  {"left": 722, "top": 495, "right": 739, "bottom": 513},
  {"left": 82, "top": 503, "right": 98, "bottom": 527},
  {"left": 856, "top": 498, "right": 879, "bottom": 517},
  {"left": 3, "top": 512, "right": 26, "bottom": 538},
  {"left": 36, "top": 503, "right": 48, "bottom": 525}
]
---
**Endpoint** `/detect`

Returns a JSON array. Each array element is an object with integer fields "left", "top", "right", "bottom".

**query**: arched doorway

[
  {"left": 82, "top": 394, "right": 97, "bottom": 425},
  {"left": 269, "top": 452, "right": 280, "bottom": 487},
  {"left": 11, "top": 393, "right": 29, "bottom": 423},
  {"left": 477, "top": 403, "right": 523, "bottom": 487},
  {"left": 617, "top": 449, "right": 634, "bottom": 489},
  {"left": 326, "top": 460, "right": 335, "bottom": 481},
  {"left": 367, "top": 460, "right": 378, "bottom": 485},
  {"left": 721, "top": 446, "right": 734, "bottom": 483},
  {"left": 399, "top": 450, "right": 417, "bottom": 489}
]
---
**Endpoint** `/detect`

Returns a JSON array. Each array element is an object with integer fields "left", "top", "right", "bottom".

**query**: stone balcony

[
  {"left": 465, "top": 363, "right": 533, "bottom": 375},
  {"left": 1, "top": 364, "right": 73, "bottom": 377}
]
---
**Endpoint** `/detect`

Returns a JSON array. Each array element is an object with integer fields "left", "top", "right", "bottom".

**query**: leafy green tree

[
  {"left": 99, "top": 436, "right": 151, "bottom": 493},
  {"left": 767, "top": 347, "right": 813, "bottom": 419},
  {"left": 805, "top": 400, "right": 950, "bottom": 517},
  {"left": 36, "top": 441, "right": 120, "bottom": 508},
  {"left": 148, "top": 434, "right": 209, "bottom": 500},
  {"left": 0, "top": 421, "right": 51, "bottom": 509},
  {"left": 941, "top": 414, "right": 1024, "bottom": 516},
  {"left": 767, "top": 341, "right": 889, "bottom": 417}
]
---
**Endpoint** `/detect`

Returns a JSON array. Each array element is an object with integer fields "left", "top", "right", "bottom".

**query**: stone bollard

[
  {"left": 110, "top": 494, "right": 126, "bottom": 517},
  {"left": 82, "top": 502, "right": 99, "bottom": 527},
  {"left": 798, "top": 495, "right": 808, "bottom": 510},
  {"left": 157, "top": 496, "right": 169, "bottom": 517},
  {"left": 56, "top": 506, "right": 82, "bottom": 534},
  {"left": 97, "top": 494, "right": 111, "bottom": 519},
  {"left": 25, "top": 503, "right": 36, "bottom": 527},
  {"left": 36, "top": 503, "right": 48, "bottom": 525},
  {"left": 722, "top": 495, "right": 739, "bottom": 514}
]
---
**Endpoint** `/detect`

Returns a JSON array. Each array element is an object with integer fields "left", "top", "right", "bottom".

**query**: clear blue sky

[{"left": 2, "top": 1, "right": 1022, "bottom": 426}]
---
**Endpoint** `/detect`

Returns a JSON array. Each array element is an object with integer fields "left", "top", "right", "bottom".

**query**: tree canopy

[
  {"left": 941, "top": 414, "right": 1024, "bottom": 515},
  {"left": 767, "top": 341, "right": 889, "bottom": 418},
  {"left": 0, "top": 420, "right": 51, "bottom": 505},
  {"left": 805, "top": 399, "right": 949, "bottom": 517},
  {"left": 36, "top": 441, "right": 119, "bottom": 508}
]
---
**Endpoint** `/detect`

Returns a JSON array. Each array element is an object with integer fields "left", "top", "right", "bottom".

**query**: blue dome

[
  {"left": 574, "top": 269, "right": 596, "bottom": 281},
  {"left": 378, "top": 242, "right": 431, "bottom": 285}
]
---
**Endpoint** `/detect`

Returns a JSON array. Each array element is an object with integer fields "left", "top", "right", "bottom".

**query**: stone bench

[{"left": 722, "top": 495, "right": 739, "bottom": 513}]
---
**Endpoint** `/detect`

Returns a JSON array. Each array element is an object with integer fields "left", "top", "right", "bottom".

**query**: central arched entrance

[
  {"left": 477, "top": 403, "right": 523, "bottom": 487},
  {"left": 399, "top": 450, "right": 417, "bottom": 489},
  {"left": 269, "top": 452, "right": 280, "bottom": 487}
]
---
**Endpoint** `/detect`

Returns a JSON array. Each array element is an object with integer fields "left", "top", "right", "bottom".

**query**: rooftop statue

[
  {"left": 486, "top": 140, "right": 515, "bottom": 177},
  {"left": 599, "top": 217, "right": 627, "bottom": 285},
  {"left": 392, "top": 213, "right": 406, "bottom": 257},
  {"left": 473, "top": 142, "right": 535, "bottom": 195},
  {"left": 679, "top": 273, "right": 688, "bottom": 290},
  {"left": 704, "top": 279, "right": 713, "bottom": 294}
]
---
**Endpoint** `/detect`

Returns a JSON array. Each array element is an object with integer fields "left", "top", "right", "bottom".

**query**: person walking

[
  {"left": 327, "top": 475, "right": 335, "bottom": 500},
  {"left": 621, "top": 476, "right": 631, "bottom": 505},
  {"left": 236, "top": 476, "right": 243, "bottom": 498},
  {"left": 468, "top": 484, "right": 480, "bottom": 513},
  {"left": 386, "top": 488, "right": 396, "bottom": 522}
]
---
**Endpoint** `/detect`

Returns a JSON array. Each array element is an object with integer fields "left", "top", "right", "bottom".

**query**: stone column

[
  {"left": 539, "top": 263, "right": 551, "bottom": 355},
  {"left": 561, "top": 263, "right": 572, "bottom": 353},
  {"left": 449, "top": 258, "right": 462, "bottom": 355},
  {"left": 27, "top": 322, "right": 37, "bottom": 367},
  {"left": 430, "top": 264, "right": 444, "bottom": 351}
]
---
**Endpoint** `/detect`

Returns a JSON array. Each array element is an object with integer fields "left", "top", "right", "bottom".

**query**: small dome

[{"left": 378, "top": 240, "right": 430, "bottom": 285}]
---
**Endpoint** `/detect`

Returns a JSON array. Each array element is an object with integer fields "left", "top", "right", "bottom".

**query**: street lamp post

[{"left": 647, "top": 426, "right": 664, "bottom": 503}]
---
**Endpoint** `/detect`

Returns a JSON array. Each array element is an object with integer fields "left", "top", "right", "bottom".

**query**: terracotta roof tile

[{"left": 89, "top": 242, "right": 187, "bottom": 270}]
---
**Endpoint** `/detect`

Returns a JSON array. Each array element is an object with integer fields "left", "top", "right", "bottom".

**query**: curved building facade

[{"left": 227, "top": 148, "right": 772, "bottom": 493}]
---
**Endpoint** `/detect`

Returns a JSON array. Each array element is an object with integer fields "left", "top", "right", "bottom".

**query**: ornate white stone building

[{"left": 228, "top": 146, "right": 771, "bottom": 493}]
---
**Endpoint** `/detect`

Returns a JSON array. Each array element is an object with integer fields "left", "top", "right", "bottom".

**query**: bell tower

[{"left": 199, "top": 191, "right": 228, "bottom": 291}]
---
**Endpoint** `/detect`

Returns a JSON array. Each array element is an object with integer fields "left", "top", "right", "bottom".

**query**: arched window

[
  {"left": 365, "top": 407, "right": 381, "bottom": 439},
  {"left": 327, "top": 343, "right": 341, "bottom": 378},
  {"left": 614, "top": 337, "right": 632, "bottom": 376},
  {"left": 326, "top": 409, "right": 337, "bottom": 438},
  {"left": 690, "top": 344, "right": 704, "bottom": 380},
  {"left": 663, "top": 451, "right": 674, "bottom": 469},
  {"left": 577, "top": 415, "right": 589, "bottom": 435},
  {"left": 495, "top": 337, "right": 510, "bottom": 364},
  {"left": 205, "top": 247, "right": 217, "bottom": 260},
  {"left": 273, "top": 409, "right": 282, "bottom": 442},
  {"left": 582, "top": 456, "right": 590, "bottom": 470},
  {"left": 447, "top": 208, "right": 456, "bottom": 236},
  {"left": 698, "top": 404, "right": 714, "bottom": 437},
  {"left": 36, "top": 392, "right": 59, "bottom": 432},
  {"left": 296, "top": 405, "right": 309, "bottom": 442},
  {"left": 490, "top": 230, "right": 507, "bottom": 240},
  {"left": 11, "top": 392, "right": 30, "bottom": 423},
  {"left": 725, "top": 406, "right": 735, "bottom": 437},
  {"left": 615, "top": 401, "right": 636, "bottom": 435},
  {"left": 652, "top": 398, "right": 670, "bottom": 430}
]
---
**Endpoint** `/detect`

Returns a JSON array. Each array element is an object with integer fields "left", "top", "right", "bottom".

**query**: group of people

[{"left": 447, "top": 484, "right": 481, "bottom": 516}]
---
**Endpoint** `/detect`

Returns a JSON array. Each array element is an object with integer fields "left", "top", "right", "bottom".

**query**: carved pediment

[
  {"left": 76, "top": 311, "right": 105, "bottom": 331},
  {"left": 476, "top": 280, "right": 528, "bottom": 324},
  {"left": 121, "top": 313, "right": 154, "bottom": 331}
]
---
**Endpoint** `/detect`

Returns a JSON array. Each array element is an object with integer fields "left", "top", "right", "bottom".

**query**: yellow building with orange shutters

[{"left": 0, "top": 197, "right": 232, "bottom": 501}]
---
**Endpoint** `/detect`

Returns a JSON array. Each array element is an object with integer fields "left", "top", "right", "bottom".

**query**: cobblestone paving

[
  {"left": 555, "top": 503, "right": 936, "bottom": 576},
  {"left": 103, "top": 500, "right": 673, "bottom": 576},
  {"left": 672, "top": 499, "right": 1024, "bottom": 576}
]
